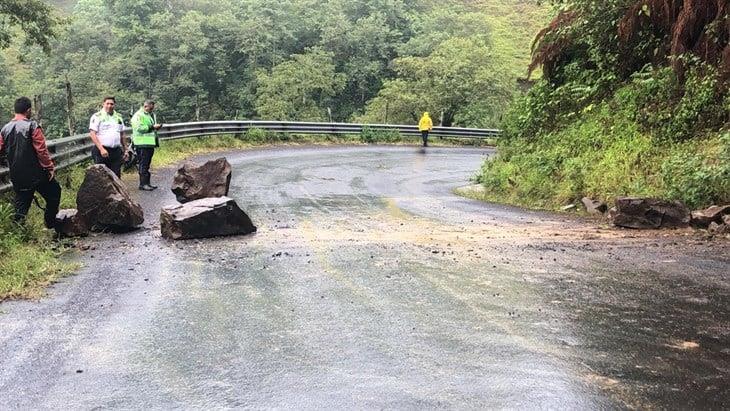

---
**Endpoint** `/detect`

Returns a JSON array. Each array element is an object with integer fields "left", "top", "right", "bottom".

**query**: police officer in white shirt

[{"left": 89, "top": 96, "right": 128, "bottom": 177}]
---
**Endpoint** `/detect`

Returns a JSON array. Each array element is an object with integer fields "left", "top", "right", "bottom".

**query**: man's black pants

[
  {"left": 13, "top": 179, "right": 62, "bottom": 228},
  {"left": 136, "top": 147, "right": 155, "bottom": 186},
  {"left": 91, "top": 146, "right": 123, "bottom": 177},
  {"left": 421, "top": 131, "right": 429, "bottom": 147}
]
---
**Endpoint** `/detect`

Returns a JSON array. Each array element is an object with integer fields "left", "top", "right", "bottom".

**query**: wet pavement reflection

[{"left": 0, "top": 146, "right": 727, "bottom": 408}]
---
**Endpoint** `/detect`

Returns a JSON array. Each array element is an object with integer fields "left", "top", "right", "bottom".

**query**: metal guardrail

[{"left": 0, "top": 120, "right": 500, "bottom": 193}]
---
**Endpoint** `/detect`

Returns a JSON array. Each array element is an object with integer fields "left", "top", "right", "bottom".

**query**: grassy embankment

[{"left": 471, "top": 76, "right": 730, "bottom": 211}]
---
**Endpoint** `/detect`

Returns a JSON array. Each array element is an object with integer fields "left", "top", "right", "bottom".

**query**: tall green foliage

[
  {"left": 255, "top": 49, "right": 346, "bottom": 120},
  {"left": 0, "top": 0, "right": 60, "bottom": 52},
  {"left": 359, "top": 37, "right": 512, "bottom": 126},
  {"left": 1, "top": 0, "right": 548, "bottom": 136},
  {"left": 480, "top": 0, "right": 729, "bottom": 209}
]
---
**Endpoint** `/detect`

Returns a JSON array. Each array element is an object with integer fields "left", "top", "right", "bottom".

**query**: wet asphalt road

[{"left": 0, "top": 146, "right": 728, "bottom": 409}]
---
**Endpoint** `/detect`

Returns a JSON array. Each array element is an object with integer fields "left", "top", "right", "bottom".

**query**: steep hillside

[
  {"left": 476, "top": 0, "right": 550, "bottom": 79},
  {"left": 477, "top": 0, "right": 729, "bottom": 210}
]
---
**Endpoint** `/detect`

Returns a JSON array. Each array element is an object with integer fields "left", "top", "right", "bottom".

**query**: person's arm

[
  {"left": 119, "top": 118, "right": 127, "bottom": 150},
  {"left": 0, "top": 131, "right": 5, "bottom": 163},
  {"left": 31, "top": 125, "right": 56, "bottom": 180},
  {"left": 119, "top": 118, "right": 128, "bottom": 160},
  {"left": 89, "top": 115, "right": 108, "bottom": 158}
]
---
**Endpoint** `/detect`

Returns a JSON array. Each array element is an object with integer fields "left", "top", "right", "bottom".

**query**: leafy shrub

[
  {"left": 245, "top": 128, "right": 272, "bottom": 143},
  {"left": 0, "top": 202, "right": 18, "bottom": 249},
  {"left": 623, "top": 62, "right": 726, "bottom": 142},
  {"left": 478, "top": 89, "right": 730, "bottom": 210},
  {"left": 360, "top": 127, "right": 401, "bottom": 144},
  {"left": 660, "top": 132, "right": 730, "bottom": 208}
]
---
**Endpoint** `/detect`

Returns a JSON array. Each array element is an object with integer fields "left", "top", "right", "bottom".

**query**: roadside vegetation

[
  {"left": 0, "top": 167, "right": 82, "bottom": 300},
  {"left": 476, "top": 0, "right": 729, "bottom": 210}
]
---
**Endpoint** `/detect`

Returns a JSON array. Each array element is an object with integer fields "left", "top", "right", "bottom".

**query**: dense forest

[{"left": 0, "top": 0, "right": 548, "bottom": 138}]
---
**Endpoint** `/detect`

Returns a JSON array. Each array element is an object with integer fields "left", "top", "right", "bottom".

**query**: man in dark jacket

[{"left": 0, "top": 97, "right": 61, "bottom": 228}]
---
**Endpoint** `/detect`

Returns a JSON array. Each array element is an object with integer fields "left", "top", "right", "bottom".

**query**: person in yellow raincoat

[{"left": 418, "top": 112, "right": 433, "bottom": 147}]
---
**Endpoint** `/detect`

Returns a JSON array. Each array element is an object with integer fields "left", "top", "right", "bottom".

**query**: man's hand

[
  {"left": 99, "top": 146, "right": 109, "bottom": 158},
  {"left": 48, "top": 169, "right": 55, "bottom": 181},
  {"left": 153, "top": 124, "right": 162, "bottom": 130}
]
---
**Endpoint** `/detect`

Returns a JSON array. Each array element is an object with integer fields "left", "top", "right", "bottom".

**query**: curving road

[{"left": 0, "top": 146, "right": 728, "bottom": 409}]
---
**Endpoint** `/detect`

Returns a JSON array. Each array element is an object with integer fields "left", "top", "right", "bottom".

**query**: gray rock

[
  {"left": 690, "top": 205, "right": 730, "bottom": 228},
  {"left": 77, "top": 165, "right": 144, "bottom": 230},
  {"left": 160, "top": 196, "right": 256, "bottom": 240},
  {"left": 581, "top": 197, "right": 608, "bottom": 214},
  {"left": 607, "top": 206, "right": 618, "bottom": 222},
  {"left": 609, "top": 197, "right": 690, "bottom": 229},
  {"left": 171, "top": 157, "right": 232, "bottom": 203},
  {"left": 708, "top": 221, "right": 730, "bottom": 235},
  {"left": 55, "top": 209, "right": 89, "bottom": 237},
  {"left": 724, "top": 214, "right": 730, "bottom": 226}
]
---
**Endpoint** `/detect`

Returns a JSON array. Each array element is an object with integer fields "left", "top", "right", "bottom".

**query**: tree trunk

[
  {"left": 65, "top": 75, "right": 75, "bottom": 136},
  {"left": 33, "top": 94, "right": 43, "bottom": 128}
]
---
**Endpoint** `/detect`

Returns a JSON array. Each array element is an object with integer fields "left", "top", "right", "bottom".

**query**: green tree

[
  {"left": 361, "top": 37, "right": 512, "bottom": 127},
  {"left": 0, "top": 0, "right": 60, "bottom": 52},
  {"left": 255, "top": 49, "right": 346, "bottom": 121}
]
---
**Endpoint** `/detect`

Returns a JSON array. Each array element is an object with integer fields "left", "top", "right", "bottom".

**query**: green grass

[
  {"left": 476, "top": 100, "right": 730, "bottom": 210},
  {"left": 0, "top": 201, "right": 78, "bottom": 301},
  {"left": 478, "top": 0, "right": 551, "bottom": 80}
]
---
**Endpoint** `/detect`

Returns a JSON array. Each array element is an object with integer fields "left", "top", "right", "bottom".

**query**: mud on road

[{"left": 0, "top": 146, "right": 728, "bottom": 409}]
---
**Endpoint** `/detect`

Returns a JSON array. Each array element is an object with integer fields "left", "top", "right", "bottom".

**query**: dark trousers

[
  {"left": 421, "top": 131, "right": 429, "bottom": 147},
  {"left": 91, "top": 146, "right": 123, "bottom": 177},
  {"left": 13, "top": 178, "right": 62, "bottom": 228},
  {"left": 136, "top": 147, "right": 155, "bottom": 186}
]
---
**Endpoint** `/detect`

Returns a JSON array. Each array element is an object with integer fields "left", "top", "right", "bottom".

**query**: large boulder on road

[
  {"left": 55, "top": 209, "right": 89, "bottom": 237},
  {"left": 690, "top": 205, "right": 730, "bottom": 228},
  {"left": 171, "top": 158, "right": 232, "bottom": 203},
  {"left": 76, "top": 165, "right": 144, "bottom": 230},
  {"left": 160, "top": 196, "right": 256, "bottom": 240},
  {"left": 608, "top": 197, "right": 690, "bottom": 229}
]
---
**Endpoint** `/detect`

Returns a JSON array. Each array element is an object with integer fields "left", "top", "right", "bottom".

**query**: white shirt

[{"left": 89, "top": 110, "right": 125, "bottom": 148}]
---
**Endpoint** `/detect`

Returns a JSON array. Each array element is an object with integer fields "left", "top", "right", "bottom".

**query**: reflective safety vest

[{"left": 131, "top": 107, "right": 158, "bottom": 147}]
